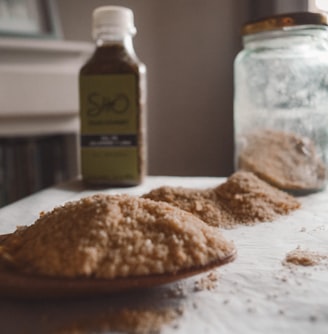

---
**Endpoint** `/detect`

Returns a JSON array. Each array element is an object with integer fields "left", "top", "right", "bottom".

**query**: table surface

[{"left": 0, "top": 176, "right": 327, "bottom": 334}]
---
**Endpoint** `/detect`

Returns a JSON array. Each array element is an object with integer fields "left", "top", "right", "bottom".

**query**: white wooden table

[{"left": 0, "top": 176, "right": 327, "bottom": 334}]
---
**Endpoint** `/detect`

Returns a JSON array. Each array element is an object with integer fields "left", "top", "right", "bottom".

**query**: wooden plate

[{"left": 0, "top": 234, "right": 236, "bottom": 299}]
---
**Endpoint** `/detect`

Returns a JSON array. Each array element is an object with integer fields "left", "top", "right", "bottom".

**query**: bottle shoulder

[{"left": 80, "top": 44, "right": 143, "bottom": 75}]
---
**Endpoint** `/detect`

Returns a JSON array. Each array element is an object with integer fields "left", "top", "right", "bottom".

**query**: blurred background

[{"left": 0, "top": 0, "right": 321, "bottom": 205}]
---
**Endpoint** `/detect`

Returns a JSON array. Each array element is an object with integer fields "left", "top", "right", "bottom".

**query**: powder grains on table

[
  {"left": 0, "top": 194, "right": 235, "bottom": 278},
  {"left": 193, "top": 270, "right": 219, "bottom": 292},
  {"left": 143, "top": 171, "right": 301, "bottom": 228},
  {"left": 283, "top": 247, "right": 328, "bottom": 266}
]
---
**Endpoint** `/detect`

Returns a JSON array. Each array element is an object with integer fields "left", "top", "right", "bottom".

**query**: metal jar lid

[{"left": 242, "top": 12, "right": 328, "bottom": 36}]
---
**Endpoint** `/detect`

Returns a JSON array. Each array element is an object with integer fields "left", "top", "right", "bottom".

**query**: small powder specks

[
  {"left": 192, "top": 302, "right": 198, "bottom": 309},
  {"left": 164, "top": 283, "right": 187, "bottom": 298},
  {"left": 309, "top": 315, "right": 318, "bottom": 322},
  {"left": 247, "top": 307, "right": 256, "bottom": 314},
  {"left": 194, "top": 271, "right": 219, "bottom": 292}
]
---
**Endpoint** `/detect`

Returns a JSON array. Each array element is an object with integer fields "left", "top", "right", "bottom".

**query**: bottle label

[{"left": 79, "top": 74, "right": 139, "bottom": 183}]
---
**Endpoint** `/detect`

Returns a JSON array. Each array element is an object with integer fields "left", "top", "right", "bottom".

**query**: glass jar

[{"left": 234, "top": 12, "right": 328, "bottom": 194}]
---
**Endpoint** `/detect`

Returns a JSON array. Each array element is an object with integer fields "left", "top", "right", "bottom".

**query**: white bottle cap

[{"left": 92, "top": 6, "right": 136, "bottom": 39}]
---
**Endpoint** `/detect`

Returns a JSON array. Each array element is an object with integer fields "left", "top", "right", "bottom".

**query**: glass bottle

[
  {"left": 79, "top": 6, "right": 147, "bottom": 187},
  {"left": 234, "top": 12, "right": 328, "bottom": 194}
]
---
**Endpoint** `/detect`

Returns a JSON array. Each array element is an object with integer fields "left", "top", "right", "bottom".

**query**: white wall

[
  {"left": 56, "top": 0, "right": 250, "bottom": 176},
  {"left": 275, "top": 0, "right": 307, "bottom": 13}
]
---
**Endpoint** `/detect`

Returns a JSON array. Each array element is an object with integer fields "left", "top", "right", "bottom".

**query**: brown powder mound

[
  {"left": 0, "top": 194, "right": 235, "bottom": 279},
  {"left": 283, "top": 247, "right": 327, "bottom": 266},
  {"left": 143, "top": 171, "right": 300, "bottom": 228},
  {"left": 214, "top": 171, "right": 301, "bottom": 225},
  {"left": 142, "top": 186, "right": 232, "bottom": 228},
  {"left": 238, "top": 130, "right": 326, "bottom": 193}
]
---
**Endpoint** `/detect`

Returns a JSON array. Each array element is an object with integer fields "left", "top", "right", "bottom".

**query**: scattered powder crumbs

[
  {"left": 55, "top": 307, "right": 184, "bottom": 334},
  {"left": 283, "top": 246, "right": 327, "bottom": 267},
  {"left": 142, "top": 171, "right": 300, "bottom": 229},
  {"left": 309, "top": 315, "right": 318, "bottom": 322},
  {"left": 164, "top": 282, "right": 187, "bottom": 298},
  {"left": 192, "top": 301, "right": 198, "bottom": 309},
  {"left": 313, "top": 224, "right": 327, "bottom": 232},
  {"left": 0, "top": 194, "right": 236, "bottom": 278},
  {"left": 194, "top": 271, "right": 219, "bottom": 292},
  {"left": 266, "top": 293, "right": 278, "bottom": 300}
]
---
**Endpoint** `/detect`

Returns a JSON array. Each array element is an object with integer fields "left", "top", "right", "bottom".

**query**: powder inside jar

[{"left": 238, "top": 130, "right": 326, "bottom": 193}]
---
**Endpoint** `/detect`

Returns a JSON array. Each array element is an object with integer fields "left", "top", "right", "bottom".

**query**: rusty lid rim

[{"left": 242, "top": 12, "right": 328, "bottom": 36}]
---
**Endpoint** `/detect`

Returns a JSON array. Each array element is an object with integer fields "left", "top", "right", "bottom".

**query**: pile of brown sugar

[
  {"left": 0, "top": 194, "right": 235, "bottom": 278},
  {"left": 238, "top": 130, "right": 326, "bottom": 193},
  {"left": 283, "top": 246, "right": 327, "bottom": 266},
  {"left": 142, "top": 171, "right": 300, "bottom": 229}
]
